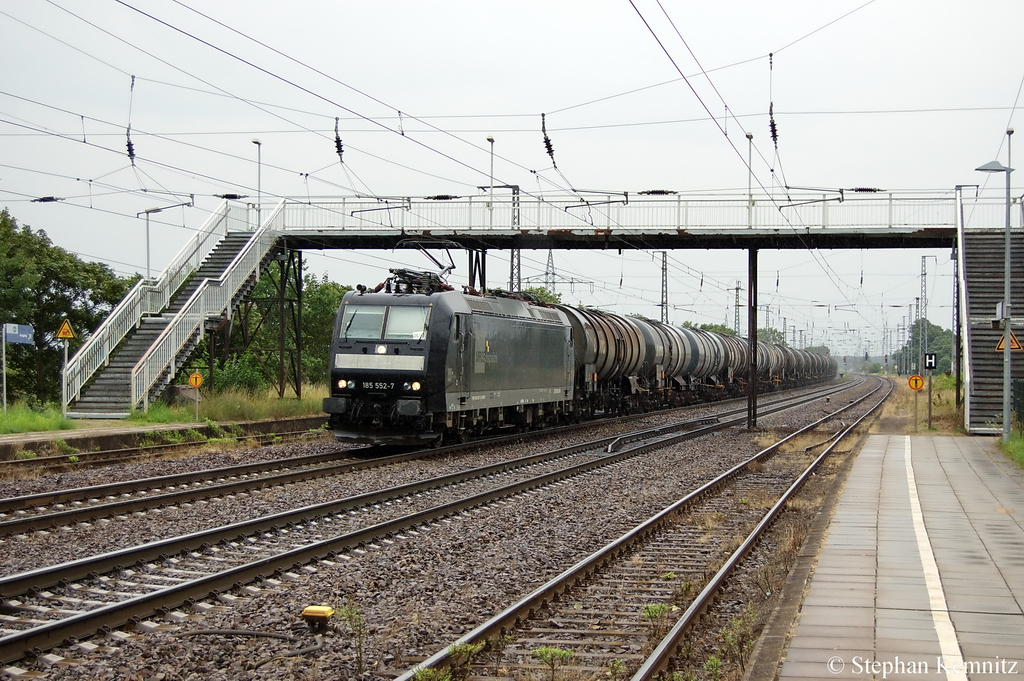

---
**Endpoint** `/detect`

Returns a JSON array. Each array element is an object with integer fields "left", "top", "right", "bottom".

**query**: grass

[
  {"left": 1003, "top": 436, "right": 1024, "bottom": 468},
  {"left": 199, "top": 385, "right": 327, "bottom": 422},
  {"left": 0, "top": 403, "right": 75, "bottom": 434},
  {"left": 2, "top": 385, "right": 328, "bottom": 434}
]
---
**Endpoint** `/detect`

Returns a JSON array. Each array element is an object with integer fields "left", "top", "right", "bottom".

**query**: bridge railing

[
  {"left": 130, "top": 202, "right": 281, "bottom": 410},
  {"left": 64, "top": 201, "right": 248, "bottom": 411},
  {"left": 270, "top": 192, "right": 988, "bottom": 233}
]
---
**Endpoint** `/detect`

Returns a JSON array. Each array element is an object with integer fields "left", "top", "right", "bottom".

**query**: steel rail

[
  {"left": 393, "top": 376, "right": 886, "bottom": 681},
  {"left": 0, "top": 379, "right": 865, "bottom": 665},
  {"left": 0, "top": 376, "right": 864, "bottom": 663},
  {"left": 631, "top": 376, "right": 892, "bottom": 680},
  {"left": 0, "top": 379, "right": 858, "bottom": 534},
  {"left": 0, "top": 380, "right": 855, "bottom": 583},
  {"left": 0, "top": 425, "right": 326, "bottom": 475}
]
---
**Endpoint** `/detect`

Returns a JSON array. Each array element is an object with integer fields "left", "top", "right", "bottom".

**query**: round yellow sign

[
  {"left": 188, "top": 372, "right": 204, "bottom": 388},
  {"left": 908, "top": 374, "right": 924, "bottom": 391}
]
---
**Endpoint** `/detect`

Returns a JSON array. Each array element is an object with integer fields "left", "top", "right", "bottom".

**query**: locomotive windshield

[{"left": 340, "top": 305, "right": 430, "bottom": 340}]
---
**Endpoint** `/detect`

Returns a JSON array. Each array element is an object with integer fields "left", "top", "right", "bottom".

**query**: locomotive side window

[
  {"left": 384, "top": 307, "right": 431, "bottom": 340},
  {"left": 341, "top": 305, "right": 385, "bottom": 339}
]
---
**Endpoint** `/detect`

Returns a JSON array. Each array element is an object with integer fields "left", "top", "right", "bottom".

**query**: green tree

[
  {"left": 757, "top": 327, "right": 787, "bottom": 344},
  {"left": 892, "top": 318, "right": 952, "bottom": 374},
  {"left": 804, "top": 345, "right": 831, "bottom": 356},
  {"left": 0, "top": 210, "right": 134, "bottom": 403},
  {"left": 682, "top": 321, "right": 737, "bottom": 335},
  {"left": 521, "top": 286, "right": 561, "bottom": 304},
  {"left": 197, "top": 265, "right": 350, "bottom": 392},
  {"left": 301, "top": 273, "right": 351, "bottom": 382}
]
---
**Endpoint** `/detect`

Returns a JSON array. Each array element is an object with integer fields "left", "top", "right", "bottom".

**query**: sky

[{"left": 1, "top": 0, "right": 1021, "bottom": 359}]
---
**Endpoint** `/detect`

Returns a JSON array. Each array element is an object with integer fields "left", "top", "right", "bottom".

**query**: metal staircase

[
  {"left": 960, "top": 227, "right": 1024, "bottom": 433},
  {"left": 64, "top": 201, "right": 284, "bottom": 418}
]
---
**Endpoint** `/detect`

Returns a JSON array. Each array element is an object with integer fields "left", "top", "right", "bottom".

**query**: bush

[{"left": 211, "top": 352, "right": 272, "bottom": 395}]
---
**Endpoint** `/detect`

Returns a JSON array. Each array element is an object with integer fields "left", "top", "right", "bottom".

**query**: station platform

[
  {"left": 774, "top": 435, "right": 1024, "bottom": 680},
  {"left": 0, "top": 415, "right": 328, "bottom": 460}
]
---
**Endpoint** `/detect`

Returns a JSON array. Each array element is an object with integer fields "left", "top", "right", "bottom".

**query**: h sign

[{"left": 924, "top": 353, "right": 937, "bottom": 370}]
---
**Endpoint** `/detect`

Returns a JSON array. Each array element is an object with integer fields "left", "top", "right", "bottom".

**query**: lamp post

[
  {"left": 252, "top": 138, "right": 262, "bottom": 229},
  {"left": 976, "top": 127, "right": 1014, "bottom": 442},
  {"left": 137, "top": 200, "right": 192, "bottom": 279},
  {"left": 486, "top": 136, "right": 495, "bottom": 227}
]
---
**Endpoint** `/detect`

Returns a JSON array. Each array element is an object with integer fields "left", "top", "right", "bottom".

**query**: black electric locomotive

[{"left": 322, "top": 269, "right": 837, "bottom": 445}]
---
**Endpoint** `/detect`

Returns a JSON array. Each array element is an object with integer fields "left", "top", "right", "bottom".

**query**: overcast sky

[{"left": 2, "top": 0, "right": 1021, "bottom": 358}]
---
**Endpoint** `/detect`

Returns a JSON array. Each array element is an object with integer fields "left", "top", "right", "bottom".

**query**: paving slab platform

[{"left": 776, "top": 435, "right": 1024, "bottom": 680}]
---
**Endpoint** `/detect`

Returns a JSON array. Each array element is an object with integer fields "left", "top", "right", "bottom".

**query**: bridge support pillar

[{"left": 747, "top": 248, "right": 758, "bottom": 429}]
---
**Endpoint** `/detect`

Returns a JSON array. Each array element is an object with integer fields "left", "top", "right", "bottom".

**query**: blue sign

[{"left": 4, "top": 324, "right": 34, "bottom": 345}]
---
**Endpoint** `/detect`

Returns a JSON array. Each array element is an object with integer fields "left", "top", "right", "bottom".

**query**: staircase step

[{"left": 69, "top": 232, "right": 261, "bottom": 419}]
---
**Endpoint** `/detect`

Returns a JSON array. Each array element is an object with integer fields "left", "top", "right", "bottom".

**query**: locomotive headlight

[
  {"left": 411, "top": 381, "right": 421, "bottom": 391},
  {"left": 337, "top": 379, "right": 348, "bottom": 389},
  {"left": 375, "top": 344, "right": 387, "bottom": 354}
]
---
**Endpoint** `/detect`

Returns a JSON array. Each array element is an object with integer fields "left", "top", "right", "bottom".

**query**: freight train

[{"left": 322, "top": 270, "right": 837, "bottom": 445}]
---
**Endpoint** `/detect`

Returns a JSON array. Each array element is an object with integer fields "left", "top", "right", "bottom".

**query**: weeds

[
  {"left": 412, "top": 669, "right": 452, "bottom": 681},
  {"left": 487, "top": 633, "right": 513, "bottom": 676},
  {"left": 720, "top": 603, "right": 758, "bottom": 672},
  {"left": 673, "top": 579, "right": 696, "bottom": 605},
  {"left": 703, "top": 655, "right": 722, "bottom": 681},
  {"left": 337, "top": 600, "right": 367, "bottom": 675},
  {"left": 53, "top": 439, "right": 77, "bottom": 456},
  {"left": 606, "top": 658, "right": 627, "bottom": 680},
  {"left": 642, "top": 603, "right": 678, "bottom": 639},
  {"left": 446, "top": 641, "right": 485, "bottom": 680},
  {"left": 531, "top": 647, "right": 574, "bottom": 681}
]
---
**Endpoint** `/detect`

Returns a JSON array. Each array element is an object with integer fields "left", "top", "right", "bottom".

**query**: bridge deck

[{"left": 263, "top": 193, "right": 970, "bottom": 251}]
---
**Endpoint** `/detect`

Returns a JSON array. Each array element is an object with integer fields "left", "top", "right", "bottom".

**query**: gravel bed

[
  {"left": 0, "top": 439, "right": 354, "bottom": 499},
  {"left": 0, "top": 405, "right": 748, "bottom": 577},
  {"left": 9, "top": 380, "right": 878, "bottom": 680}
]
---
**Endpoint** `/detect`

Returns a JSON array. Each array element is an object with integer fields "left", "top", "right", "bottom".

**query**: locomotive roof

[{"left": 345, "top": 289, "right": 567, "bottom": 324}]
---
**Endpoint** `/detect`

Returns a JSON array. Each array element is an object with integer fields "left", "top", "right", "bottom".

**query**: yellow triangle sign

[
  {"left": 995, "top": 331, "right": 1022, "bottom": 351},
  {"left": 56, "top": 319, "right": 75, "bottom": 340}
]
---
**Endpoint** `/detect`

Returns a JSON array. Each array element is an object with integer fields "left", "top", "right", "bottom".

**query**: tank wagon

[{"left": 322, "top": 270, "right": 837, "bottom": 445}]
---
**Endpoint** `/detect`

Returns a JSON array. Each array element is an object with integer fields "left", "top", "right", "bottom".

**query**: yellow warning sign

[
  {"left": 188, "top": 372, "right": 204, "bottom": 388},
  {"left": 56, "top": 319, "right": 75, "bottom": 340},
  {"left": 995, "top": 332, "right": 1022, "bottom": 351},
  {"left": 908, "top": 375, "right": 925, "bottom": 391}
]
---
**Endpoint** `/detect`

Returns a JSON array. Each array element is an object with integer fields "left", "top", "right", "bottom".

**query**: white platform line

[{"left": 904, "top": 436, "right": 967, "bottom": 681}]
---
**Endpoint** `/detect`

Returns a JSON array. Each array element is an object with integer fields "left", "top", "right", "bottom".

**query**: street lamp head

[
  {"left": 976, "top": 160, "right": 1012, "bottom": 173},
  {"left": 745, "top": 132, "right": 753, "bottom": 140},
  {"left": 486, "top": 136, "right": 494, "bottom": 144},
  {"left": 252, "top": 138, "right": 261, "bottom": 146}
]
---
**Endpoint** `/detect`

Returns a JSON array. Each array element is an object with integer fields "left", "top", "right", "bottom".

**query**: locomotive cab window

[
  {"left": 341, "top": 305, "right": 386, "bottom": 339},
  {"left": 341, "top": 305, "right": 430, "bottom": 340},
  {"left": 384, "top": 307, "right": 430, "bottom": 340}
]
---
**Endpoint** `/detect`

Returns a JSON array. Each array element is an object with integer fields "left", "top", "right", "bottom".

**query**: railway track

[
  {"left": 0, "top": 378, "right": 867, "bottom": 667},
  {"left": 395, "top": 376, "right": 890, "bottom": 681},
  {"left": 0, "top": 380, "right": 858, "bottom": 538}
]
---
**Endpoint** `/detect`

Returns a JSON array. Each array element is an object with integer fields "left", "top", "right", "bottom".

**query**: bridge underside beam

[{"left": 281, "top": 228, "right": 956, "bottom": 252}]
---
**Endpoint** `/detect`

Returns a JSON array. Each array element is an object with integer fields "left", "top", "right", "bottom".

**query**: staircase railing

[
  {"left": 63, "top": 201, "right": 248, "bottom": 411},
  {"left": 130, "top": 201, "right": 284, "bottom": 410},
  {"left": 956, "top": 188, "right": 974, "bottom": 430}
]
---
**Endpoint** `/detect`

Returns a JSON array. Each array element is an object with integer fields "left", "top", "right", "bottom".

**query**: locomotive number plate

[{"left": 363, "top": 381, "right": 396, "bottom": 390}]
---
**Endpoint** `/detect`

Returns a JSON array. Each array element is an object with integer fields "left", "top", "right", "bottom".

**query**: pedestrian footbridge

[{"left": 60, "top": 191, "right": 1015, "bottom": 433}]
